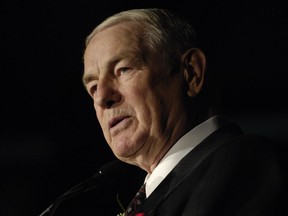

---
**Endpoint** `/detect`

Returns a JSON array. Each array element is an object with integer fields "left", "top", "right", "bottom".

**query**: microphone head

[{"left": 46, "top": 160, "right": 146, "bottom": 216}]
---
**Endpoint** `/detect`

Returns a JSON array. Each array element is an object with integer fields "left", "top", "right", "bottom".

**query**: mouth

[{"left": 108, "top": 116, "right": 130, "bottom": 129}]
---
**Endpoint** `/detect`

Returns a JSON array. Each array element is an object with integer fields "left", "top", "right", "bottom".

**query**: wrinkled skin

[{"left": 83, "top": 23, "right": 206, "bottom": 173}]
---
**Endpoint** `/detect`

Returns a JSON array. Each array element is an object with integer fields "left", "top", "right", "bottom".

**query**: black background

[{"left": 1, "top": 1, "right": 287, "bottom": 216}]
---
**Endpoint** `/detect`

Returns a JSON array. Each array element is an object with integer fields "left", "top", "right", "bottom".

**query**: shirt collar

[{"left": 145, "top": 115, "right": 223, "bottom": 197}]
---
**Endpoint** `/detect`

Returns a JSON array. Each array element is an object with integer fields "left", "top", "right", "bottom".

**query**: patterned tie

[{"left": 125, "top": 183, "right": 146, "bottom": 216}]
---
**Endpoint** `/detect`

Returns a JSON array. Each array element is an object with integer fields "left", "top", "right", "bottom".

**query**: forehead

[
  {"left": 85, "top": 23, "right": 141, "bottom": 56},
  {"left": 83, "top": 23, "right": 145, "bottom": 76}
]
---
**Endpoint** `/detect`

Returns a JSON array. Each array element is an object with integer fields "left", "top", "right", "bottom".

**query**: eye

[
  {"left": 117, "top": 67, "right": 131, "bottom": 76},
  {"left": 89, "top": 85, "right": 97, "bottom": 97}
]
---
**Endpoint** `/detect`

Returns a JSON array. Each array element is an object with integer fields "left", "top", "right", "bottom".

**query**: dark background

[{"left": 1, "top": 1, "right": 287, "bottom": 216}]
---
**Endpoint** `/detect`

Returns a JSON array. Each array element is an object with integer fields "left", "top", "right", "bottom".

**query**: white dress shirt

[{"left": 144, "top": 115, "right": 223, "bottom": 197}]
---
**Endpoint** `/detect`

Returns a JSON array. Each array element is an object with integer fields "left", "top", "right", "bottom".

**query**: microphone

[{"left": 39, "top": 160, "right": 130, "bottom": 216}]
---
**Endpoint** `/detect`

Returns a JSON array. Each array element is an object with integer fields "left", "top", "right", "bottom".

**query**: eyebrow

[
  {"left": 82, "top": 73, "right": 98, "bottom": 87},
  {"left": 81, "top": 57, "right": 120, "bottom": 87},
  {"left": 82, "top": 49, "right": 142, "bottom": 87}
]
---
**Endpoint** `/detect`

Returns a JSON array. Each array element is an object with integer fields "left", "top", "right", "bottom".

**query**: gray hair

[{"left": 85, "top": 8, "right": 198, "bottom": 72}]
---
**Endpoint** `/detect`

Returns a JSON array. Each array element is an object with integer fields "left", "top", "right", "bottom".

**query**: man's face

[{"left": 83, "top": 23, "right": 186, "bottom": 164}]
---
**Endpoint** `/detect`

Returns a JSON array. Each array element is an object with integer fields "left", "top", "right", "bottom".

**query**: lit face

[{"left": 83, "top": 23, "right": 188, "bottom": 165}]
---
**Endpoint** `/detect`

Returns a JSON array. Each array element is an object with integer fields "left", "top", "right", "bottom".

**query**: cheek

[
  {"left": 94, "top": 105, "right": 101, "bottom": 123},
  {"left": 95, "top": 106, "right": 111, "bottom": 141},
  {"left": 124, "top": 88, "right": 153, "bottom": 126},
  {"left": 135, "top": 90, "right": 166, "bottom": 131}
]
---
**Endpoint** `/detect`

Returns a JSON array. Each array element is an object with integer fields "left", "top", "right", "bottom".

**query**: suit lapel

[{"left": 141, "top": 122, "right": 243, "bottom": 215}]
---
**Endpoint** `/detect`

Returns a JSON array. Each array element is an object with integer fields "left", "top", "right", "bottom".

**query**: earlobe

[{"left": 182, "top": 48, "right": 206, "bottom": 97}]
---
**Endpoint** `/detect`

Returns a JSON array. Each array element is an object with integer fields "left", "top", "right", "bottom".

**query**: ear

[{"left": 181, "top": 48, "right": 206, "bottom": 97}]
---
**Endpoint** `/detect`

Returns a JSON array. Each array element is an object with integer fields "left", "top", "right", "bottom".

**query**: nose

[{"left": 94, "top": 78, "right": 121, "bottom": 109}]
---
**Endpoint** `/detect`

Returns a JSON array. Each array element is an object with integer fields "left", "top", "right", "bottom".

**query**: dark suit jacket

[
  {"left": 39, "top": 121, "right": 287, "bottom": 216},
  {"left": 137, "top": 122, "right": 287, "bottom": 216}
]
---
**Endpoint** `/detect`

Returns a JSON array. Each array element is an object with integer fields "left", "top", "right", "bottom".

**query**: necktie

[{"left": 125, "top": 183, "right": 146, "bottom": 216}]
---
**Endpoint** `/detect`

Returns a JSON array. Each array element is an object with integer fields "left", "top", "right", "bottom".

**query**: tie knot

[{"left": 136, "top": 183, "right": 146, "bottom": 198}]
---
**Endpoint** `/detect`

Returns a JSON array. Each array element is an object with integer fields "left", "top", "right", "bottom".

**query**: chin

[{"left": 113, "top": 139, "right": 140, "bottom": 157}]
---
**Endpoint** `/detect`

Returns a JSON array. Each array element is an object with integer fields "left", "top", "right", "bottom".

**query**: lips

[{"left": 108, "top": 116, "right": 130, "bottom": 129}]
